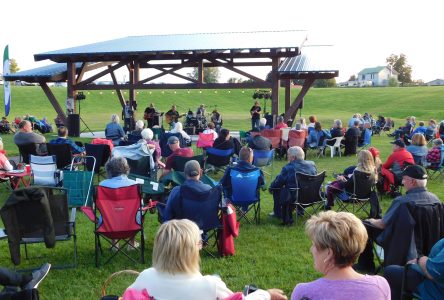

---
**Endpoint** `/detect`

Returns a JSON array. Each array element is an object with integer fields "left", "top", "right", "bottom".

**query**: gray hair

[
  {"left": 141, "top": 128, "right": 154, "bottom": 141},
  {"left": 433, "top": 138, "right": 443, "bottom": 146},
  {"left": 295, "top": 123, "right": 302, "bottom": 130},
  {"left": 288, "top": 146, "right": 304, "bottom": 160},
  {"left": 277, "top": 116, "right": 284, "bottom": 123},
  {"left": 415, "top": 179, "right": 427, "bottom": 188},
  {"left": 135, "top": 120, "right": 145, "bottom": 130},
  {"left": 105, "top": 157, "right": 130, "bottom": 178},
  {"left": 110, "top": 114, "right": 120, "bottom": 124},
  {"left": 334, "top": 119, "right": 342, "bottom": 128}
]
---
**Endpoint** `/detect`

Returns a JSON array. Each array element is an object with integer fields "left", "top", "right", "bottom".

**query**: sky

[{"left": 2, "top": 0, "right": 444, "bottom": 83}]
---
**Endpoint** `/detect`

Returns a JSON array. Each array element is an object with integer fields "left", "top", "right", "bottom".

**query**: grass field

[{"left": 0, "top": 85, "right": 443, "bottom": 299}]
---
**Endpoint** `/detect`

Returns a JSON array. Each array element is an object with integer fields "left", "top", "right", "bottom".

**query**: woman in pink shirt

[
  {"left": 0, "top": 139, "right": 14, "bottom": 171},
  {"left": 291, "top": 211, "right": 390, "bottom": 300}
]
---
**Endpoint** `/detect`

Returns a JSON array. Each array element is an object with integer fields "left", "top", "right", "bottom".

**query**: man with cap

[
  {"left": 161, "top": 136, "right": 194, "bottom": 178},
  {"left": 380, "top": 138, "right": 415, "bottom": 193},
  {"left": 164, "top": 160, "right": 211, "bottom": 221},
  {"left": 355, "top": 165, "right": 441, "bottom": 273}
]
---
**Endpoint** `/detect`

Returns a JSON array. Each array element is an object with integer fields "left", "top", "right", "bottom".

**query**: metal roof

[
  {"left": 34, "top": 30, "right": 307, "bottom": 62},
  {"left": 358, "top": 66, "right": 398, "bottom": 75},
  {"left": 278, "top": 47, "right": 339, "bottom": 79},
  {"left": 4, "top": 63, "right": 82, "bottom": 82}
]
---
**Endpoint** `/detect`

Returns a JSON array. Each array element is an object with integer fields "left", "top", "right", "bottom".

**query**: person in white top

[
  {"left": 203, "top": 122, "right": 218, "bottom": 140},
  {"left": 127, "top": 219, "right": 287, "bottom": 300},
  {"left": 170, "top": 122, "right": 191, "bottom": 145}
]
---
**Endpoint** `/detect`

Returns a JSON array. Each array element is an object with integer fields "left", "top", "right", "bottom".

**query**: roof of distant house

[{"left": 358, "top": 66, "right": 398, "bottom": 75}]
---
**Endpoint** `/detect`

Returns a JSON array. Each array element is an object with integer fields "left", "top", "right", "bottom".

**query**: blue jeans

[{"left": 251, "top": 119, "right": 260, "bottom": 131}]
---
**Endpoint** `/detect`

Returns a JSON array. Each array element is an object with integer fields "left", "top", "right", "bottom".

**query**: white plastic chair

[{"left": 324, "top": 137, "right": 344, "bottom": 158}]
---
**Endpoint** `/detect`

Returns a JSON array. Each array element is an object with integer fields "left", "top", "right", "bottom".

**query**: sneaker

[
  {"left": 24, "top": 263, "right": 51, "bottom": 289},
  {"left": 127, "top": 241, "right": 140, "bottom": 251}
]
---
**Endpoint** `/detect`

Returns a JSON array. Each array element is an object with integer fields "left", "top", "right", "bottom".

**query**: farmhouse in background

[
  {"left": 357, "top": 66, "right": 398, "bottom": 87},
  {"left": 426, "top": 79, "right": 444, "bottom": 86}
]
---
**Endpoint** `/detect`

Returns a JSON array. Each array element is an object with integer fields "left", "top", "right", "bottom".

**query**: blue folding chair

[
  {"left": 230, "top": 169, "right": 261, "bottom": 224},
  {"left": 252, "top": 149, "right": 274, "bottom": 180},
  {"left": 359, "top": 128, "right": 372, "bottom": 149},
  {"left": 205, "top": 147, "right": 234, "bottom": 173}
]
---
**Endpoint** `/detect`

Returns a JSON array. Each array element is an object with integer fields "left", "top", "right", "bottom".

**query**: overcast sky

[{"left": 2, "top": 0, "right": 444, "bottom": 83}]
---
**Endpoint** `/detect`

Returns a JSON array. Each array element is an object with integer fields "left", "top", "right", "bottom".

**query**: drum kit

[{"left": 185, "top": 109, "right": 207, "bottom": 134}]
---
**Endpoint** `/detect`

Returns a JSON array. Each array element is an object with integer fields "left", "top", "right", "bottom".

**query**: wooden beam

[
  {"left": 283, "top": 78, "right": 315, "bottom": 122},
  {"left": 109, "top": 67, "right": 126, "bottom": 108},
  {"left": 271, "top": 57, "right": 280, "bottom": 116},
  {"left": 76, "top": 82, "right": 272, "bottom": 90},
  {"left": 198, "top": 60, "right": 203, "bottom": 83},
  {"left": 208, "top": 59, "right": 267, "bottom": 83},
  {"left": 67, "top": 62, "right": 77, "bottom": 113},
  {"left": 40, "top": 82, "right": 67, "bottom": 124},
  {"left": 76, "top": 61, "right": 127, "bottom": 86},
  {"left": 76, "top": 62, "right": 88, "bottom": 84}
]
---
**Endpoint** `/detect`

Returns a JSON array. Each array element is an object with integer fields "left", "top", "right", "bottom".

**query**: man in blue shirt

[
  {"left": 164, "top": 160, "right": 212, "bottom": 221},
  {"left": 411, "top": 121, "right": 427, "bottom": 136},
  {"left": 49, "top": 126, "right": 85, "bottom": 154},
  {"left": 269, "top": 146, "right": 317, "bottom": 225}
]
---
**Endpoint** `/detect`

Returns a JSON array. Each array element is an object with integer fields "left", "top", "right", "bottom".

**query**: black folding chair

[
  {"left": 172, "top": 155, "right": 205, "bottom": 172},
  {"left": 47, "top": 143, "right": 73, "bottom": 169},
  {"left": 85, "top": 143, "right": 111, "bottom": 180},
  {"left": 292, "top": 171, "right": 326, "bottom": 221},
  {"left": 17, "top": 143, "right": 39, "bottom": 164}
]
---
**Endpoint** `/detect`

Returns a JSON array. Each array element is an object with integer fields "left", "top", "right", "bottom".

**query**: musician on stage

[
  {"left": 250, "top": 100, "right": 261, "bottom": 131},
  {"left": 144, "top": 103, "right": 158, "bottom": 128},
  {"left": 122, "top": 100, "right": 134, "bottom": 132},
  {"left": 166, "top": 105, "right": 181, "bottom": 128},
  {"left": 196, "top": 104, "right": 206, "bottom": 117},
  {"left": 211, "top": 109, "right": 222, "bottom": 133}
]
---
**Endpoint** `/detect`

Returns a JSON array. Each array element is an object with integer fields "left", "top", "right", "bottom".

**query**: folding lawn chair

[
  {"left": 17, "top": 143, "right": 39, "bottom": 164},
  {"left": 291, "top": 171, "right": 326, "bottom": 221},
  {"left": 47, "top": 143, "right": 73, "bottom": 169},
  {"left": 85, "top": 143, "right": 111, "bottom": 180},
  {"left": 229, "top": 168, "right": 261, "bottom": 224},
  {"left": 0, "top": 186, "right": 77, "bottom": 269},
  {"left": 30, "top": 155, "right": 61, "bottom": 186},
  {"left": 93, "top": 185, "right": 148, "bottom": 267},
  {"left": 63, "top": 156, "right": 95, "bottom": 207},
  {"left": 205, "top": 147, "right": 234, "bottom": 173},
  {"left": 196, "top": 132, "right": 214, "bottom": 153},
  {"left": 172, "top": 155, "right": 205, "bottom": 173},
  {"left": 252, "top": 149, "right": 274, "bottom": 180}
]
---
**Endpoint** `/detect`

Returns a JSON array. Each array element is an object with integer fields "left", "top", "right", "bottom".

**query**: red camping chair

[
  {"left": 287, "top": 130, "right": 307, "bottom": 148},
  {"left": 261, "top": 129, "right": 282, "bottom": 149},
  {"left": 92, "top": 185, "right": 148, "bottom": 266}
]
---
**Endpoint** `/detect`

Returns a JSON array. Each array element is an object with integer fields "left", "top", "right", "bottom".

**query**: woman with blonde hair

[
  {"left": 326, "top": 150, "right": 378, "bottom": 209},
  {"left": 127, "top": 219, "right": 287, "bottom": 300},
  {"left": 105, "top": 114, "right": 125, "bottom": 145},
  {"left": 406, "top": 133, "right": 428, "bottom": 163},
  {"left": 291, "top": 211, "right": 390, "bottom": 300}
]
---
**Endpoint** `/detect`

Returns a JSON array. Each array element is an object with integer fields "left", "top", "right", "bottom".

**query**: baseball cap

[
  {"left": 167, "top": 136, "right": 179, "bottom": 145},
  {"left": 402, "top": 165, "right": 428, "bottom": 180},
  {"left": 390, "top": 139, "right": 405, "bottom": 148},
  {"left": 184, "top": 160, "right": 200, "bottom": 177}
]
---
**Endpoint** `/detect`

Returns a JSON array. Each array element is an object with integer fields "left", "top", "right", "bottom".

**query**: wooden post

[
  {"left": 109, "top": 67, "right": 126, "bottom": 107},
  {"left": 285, "top": 80, "right": 291, "bottom": 111},
  {"left": 283, "top": 78, "right": 315, "bottom": 122},
  {"left": 67, "top": 62, "right": 76, "bottom": 113},
  {"left": 271, "top": 57, "right": 280, "bottom": 117},
  {"left": 198, "top": 60, "right": 204, "bottom": 83}
]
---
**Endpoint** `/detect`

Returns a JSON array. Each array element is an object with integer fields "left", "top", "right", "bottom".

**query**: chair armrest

[
  {"left": 141, "top": 200, "right": 158, "bottom": 212},
  {"left": 69, "top": 207, "right": 77, "bottom": 224}
]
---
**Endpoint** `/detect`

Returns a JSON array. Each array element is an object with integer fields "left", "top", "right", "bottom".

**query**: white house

[
  {"left": 426, "top": 79, "right": 444, "bottom": 86},
  {"left": 357, "top": 66, "right": 398, "bottom": 86}
]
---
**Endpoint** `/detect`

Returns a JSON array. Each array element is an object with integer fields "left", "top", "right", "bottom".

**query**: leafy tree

[
  {"left": 388, "top": 77, "right": 398, "bottom": 87},
  {"left": 348, "top": 74, "right": 356, "bottom": 81},
  {"left": 227, "top": 77, "right": 243, "bottom": 83},
  {"left": 386, "top": 53, "right": 412, "bottom": 84},
  {"left": 314, "top": 78, "right": 336, "bottom": 88},
  {"left": 9, "top": 58, "right": 20, "bottom": 73},
  {"left": 188, "top": 67, "right": 220, "bottom": 83}
]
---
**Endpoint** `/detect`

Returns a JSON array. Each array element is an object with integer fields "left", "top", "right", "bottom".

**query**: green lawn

[{"left": 0, "top": 86, "right": 443, "bottom": 299}]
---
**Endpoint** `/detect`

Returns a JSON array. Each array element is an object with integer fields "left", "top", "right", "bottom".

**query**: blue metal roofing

[
  {"left": 35, "top": 30, "right": 307, "bottom": 61},
  {"left": 278, "top": 47, "right": 339, "bottom": 79},
  {"left": 4, "top": 63, "right": 82, "bottom": 81}
]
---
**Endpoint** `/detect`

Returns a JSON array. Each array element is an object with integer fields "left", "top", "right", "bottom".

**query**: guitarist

[
  {"left": 250, "top": 101, "right": 261, "bottom": 131},
  {"left": 144, "top": 103, "right": 158, "bottom": 128},
  {"left": 165, "top": 105, "right": 184, "bottom": 128}
]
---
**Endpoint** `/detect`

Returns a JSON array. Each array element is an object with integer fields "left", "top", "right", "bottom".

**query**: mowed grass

[{"left": 0, "top": 85, "right": 443, "bottom": 299}]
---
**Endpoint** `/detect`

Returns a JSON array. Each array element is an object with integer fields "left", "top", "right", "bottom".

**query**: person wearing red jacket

[{"left": 381, "top": 139, "right": 414, "bottom": 193}]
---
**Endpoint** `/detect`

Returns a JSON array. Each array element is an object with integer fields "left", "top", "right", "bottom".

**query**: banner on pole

[{"left": 3, "top": 45, "right": 11, "bottom": 116}]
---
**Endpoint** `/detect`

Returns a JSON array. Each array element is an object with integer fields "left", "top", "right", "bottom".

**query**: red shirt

[
  {"left": 165, "top": 147, "right": 194, "bottom": 170},
  {"left": 382, "top": 148, "right": 414, "bottom": 170},
  {"left": 274, "top": 122, "right": 288, "bottom": 130}
]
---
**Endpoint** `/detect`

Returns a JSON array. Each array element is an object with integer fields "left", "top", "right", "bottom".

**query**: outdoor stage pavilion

[{"left": 5, "top": 30, "right": 338, "bottom": 135}]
